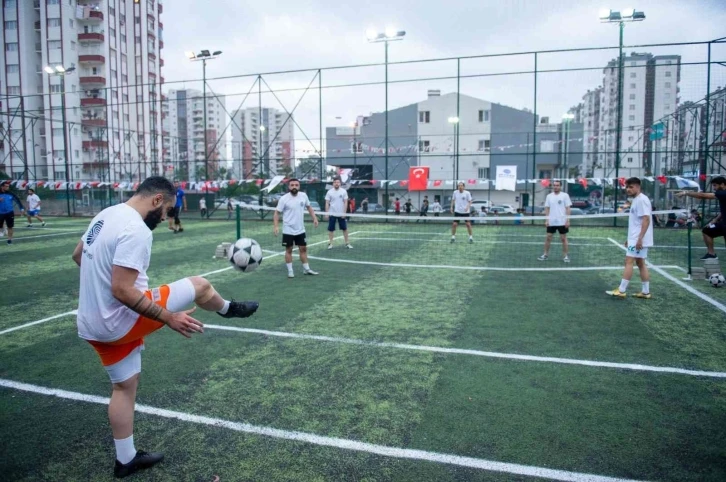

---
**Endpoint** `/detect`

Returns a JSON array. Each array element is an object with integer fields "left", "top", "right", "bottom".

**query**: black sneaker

[
  {"left": 114, "top": 450, "right": 164, "bottom": 479},
  {"left": 218, "top": 300, "right": 259, "bottom": 319},
  {"left": 700, "top": 253, "right": 718, "bottom": 260}
]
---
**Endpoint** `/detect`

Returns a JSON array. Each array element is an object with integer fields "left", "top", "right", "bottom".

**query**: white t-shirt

[
  {"left": 77, "top": 203, "right": 153, "bottom": 342},
  {"left": 431, "top": 202, "right": 442, "bottom": 213},
  {"left": 276, "top": 192, "right": 310, "bottom": 235},
  {"left": 325, "top": 187, "right": 348, "bottom": 216},
  {"left": 544, "top": 192, "right": 572, "bottom": 226},
  {"left": 26, "top": 194, "right": 41, "bottom": 210},
  {"left": 628, "top": 193, "right": 654, "bottom": 247},
  {"left": 199, "top": 198, "right": 206, "bottom": 209},
  {"left": 451, "top": 190, "right": 472, "bottom": 214}
]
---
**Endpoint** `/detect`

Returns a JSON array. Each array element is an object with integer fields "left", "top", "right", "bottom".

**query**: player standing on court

[
  {"left": 450, "top": 182, "right": 473, "bottom": 243},
  {"left": 25, "top": 188, "right": 46, "bottom": 227},
  {"left": 72, "top": 176, "right": 259, "bottom": 478},
  {"left": 606, "top": 177, "right": 653, "bottom": 299},
  {"left": 538, "top": 180, "right": 572, "bottom": 263},
  {"left": 274, "top": 178, "right": 319, "bottom": 278},
  {"left": 168, "top": 181, "right": 187, "bottom": 233},
  {"left": 325, "top": 177, "right": 353, "bottom": 249},
  {"left": 0, "top": 181, "right": 25, "bottom": 245}
]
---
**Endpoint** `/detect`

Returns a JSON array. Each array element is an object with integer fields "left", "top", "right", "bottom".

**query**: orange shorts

[{"left": 87, "top": 285, "right": 170, "bottom": 366}]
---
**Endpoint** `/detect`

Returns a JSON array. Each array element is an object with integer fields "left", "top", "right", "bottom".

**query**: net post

[
  {"left": 236, "top": 205, "right": 241, "bottom": 240},
  {"left": 687, "top": 221, "right": 692, "bottom": 278}
]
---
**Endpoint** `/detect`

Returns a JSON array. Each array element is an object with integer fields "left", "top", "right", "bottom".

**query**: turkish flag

[
  {"left": 578, "top": 178, "right": 588, "bottom": 189},
  {"left": 656, "top": 175, "right": 667, "bottom": 185},
  {"left": 408, "top": 167, "right": 429, "bottom": 191},
  {"left": 618, "top": 177, "right": 626, "bottom": 187},
  {"left": 433, "top": 180, "right": 442, "bottom": 187},
  {"left": 541, "top": 179, "right": 550, "bottom": 188}
]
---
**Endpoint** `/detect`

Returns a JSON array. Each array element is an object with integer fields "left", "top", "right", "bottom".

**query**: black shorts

[
  {"left": 547, "top": 226, "right": 569, "bottom": 234},
  {"left": 702, "top": 223, "right": 726, "bottom": 239},
  {"left": 170, "top": 206, "right": 181, "bottom": 224},
  {"left": 0, "top": 212, "right": 14, "bottom": 229},
  {"left": 453, "top": 212, "right": 470, "bottom": 224},
  {"left": 282, "top": 233, "right": 307, "bottom": 247}
]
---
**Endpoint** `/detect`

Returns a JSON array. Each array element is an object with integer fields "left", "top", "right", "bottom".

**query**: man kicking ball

[
  {"left": 73, "top": 176, "right": 259, "bottom": 478},
  {"left": 606, "top": 177, "right": 653, "bottom": 299}
]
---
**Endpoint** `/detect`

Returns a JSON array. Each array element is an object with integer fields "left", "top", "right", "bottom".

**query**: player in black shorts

[
  {"left": 0, "top": 181, "right": 25, "bottom": 245},
  {"left": 676, "top": 176, "right": 726, "bottom": 259}
]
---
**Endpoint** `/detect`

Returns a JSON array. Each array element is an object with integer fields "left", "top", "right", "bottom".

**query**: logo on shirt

[
  {"left": 300, "top": 201, "right": 304, "bottom": 208},
  {"left": 86, "top": 220, "right": 104, "bottom": 246}
]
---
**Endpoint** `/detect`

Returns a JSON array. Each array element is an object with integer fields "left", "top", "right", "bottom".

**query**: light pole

[
  {"left": 186, "top": 49, "right": 222, "bottom": 218},
  {"left": 448, "top": 116, "right": 460, "bottom": 182},
  {"left": 367, "top": 27, "right": 405, "bottom": 211},
  {"left": 45, "top": 64, "right": 75, "bottom": 217},
  {"left": 562, "top": 113, "right": 575, "bottom": 190},
  {"left": 599, "top": 8, "right": 645, "bottom": 213}
]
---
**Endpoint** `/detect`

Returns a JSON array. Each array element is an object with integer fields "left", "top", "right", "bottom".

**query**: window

[
  {"left": 54, "top": 171, "right": 65, "bottom": 179},
  {"left": 6, "top": 64, "right": 19, "bottom": 73},
  {"left": 629, "top": 105, "right": 635, "bottom": 110},
  {"left": 665, "top": 82, "right": 671, "bottom": 88},
  {"left": 418, "top": 140, "right": 430, "bottom": 152},
  {"left": 47, "top": 0, "right": 60, "bottom": 4},
  {"left": 630, "top": 61, "right": 636, "bottom": 67},
  {"left": 70, "top": 41, "right": 76, "bottom": 51},
  {"left": 75, "top": 150, "right": 80, "bottom": 159},
  {"left": 48, "top": 40, "right": 61, "bottom": 50},
  {"left": 627, "top": 157, "right": 633, "bottom": 163},
  {"left": 4, "top": 0, "right": 17, "bottom": 8},
  {"left": 350, "top": 141, "right": 362, "bottom": 153},
  {"left": 110, "top": 27, "right": 116, "bottom": 38},
  {"left": 109, "top": 6, "right": 115, "bottom": 16},
  {"left": 665, "top": 105, "right": 671, "bottom": 111},
  {"left": 147, "top": 18, "right": 154, "bottom": 31},
  {"left": 665, "top": 71, "right": 672, "bottom": 77},
  {"left": 628, "top": 136, "right": 634, "bottom": 141},
  {"left": 628, "top": 115, "right": 635, "bottom": 121},
  {"left": 478, "top": 139, "right": 490, "bottom": 152},
  {"left": 418, "top": 111, "right": 430, "bottom": 123},
  {"left": 478, "top": 168, "right": 489, "bottom": 179},
  {"left": 478, "top": 109, "right": 490, "bottom": 122},
  {"left": 147, "top": 37, "right": 155, "bottom": 51},
  {"left": 629, "top": 94, "right": 636, "bottom": 100},
  {"left": 50, "top": 85, "right": 62, "bottom": 93},
  {"left": 52, "top": 128, "right": 63, "bottom": 136},
  {"left": 630, "top": 72, "right": 636, "bottom": 78},
  {"left": 4, "top": 20, "right": 17, "bottom": 29},
  {"left": 7, "top": 86, "right": 20, "bottom": 95},
  {"left": 47, "top": 18, "right": 61, "bottom": 28},
  {"left": 69, "top": 19, "right": 74, "bottom": 28},
  {"left": 629, "top": 83, "right": 636, "bottom": 89},
  {"left": 121, "top": 33, "right": 126, "bottom": 43},
  {"left": 5, "top": 42, "right": 18, "bottom": 51}
]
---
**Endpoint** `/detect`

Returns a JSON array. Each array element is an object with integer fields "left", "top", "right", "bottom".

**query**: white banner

[
  {"left": 262, "top": 175, "right": 285, "bottom": 193},
  {"left": 495, "top": 166, "right": 517, "bottom": 191}
]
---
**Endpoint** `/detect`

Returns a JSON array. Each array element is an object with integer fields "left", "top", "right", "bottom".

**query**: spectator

[
  {"left": 431, "top": 200, "right": 442, "bottom": 217},
  {"left": 361, "top": 197, "right": 369, "bottom": 214},
  {"left": 227, "top": 199, "right": 234, "bottom": 220}
]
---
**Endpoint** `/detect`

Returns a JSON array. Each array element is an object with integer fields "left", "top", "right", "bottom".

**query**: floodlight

[
  {"left": 185, "top": 51, "right": 196, "bottom": 59},
  {"left": 448, "top": 116, "right": 460, "bottom": 124},
  {"left": 385, "top": 27, "right": 397, "bottom": 38},
  {"left": 599, "top": 9, "right": 611, "bottom": 20}
]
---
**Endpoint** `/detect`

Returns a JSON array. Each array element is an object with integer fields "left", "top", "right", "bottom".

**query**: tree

[{"left": 297, "top": 156, "right": 322, "bottom": 179}]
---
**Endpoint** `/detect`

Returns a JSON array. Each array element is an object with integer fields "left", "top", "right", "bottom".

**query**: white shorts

[
  {"left": 625, "top": 246, "right": 648, "bottom": 259},
  {"left": 104, "top": 277, "right": 196, "bottom": 383}
]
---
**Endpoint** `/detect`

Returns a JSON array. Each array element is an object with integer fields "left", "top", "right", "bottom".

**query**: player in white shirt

[
  {"left": 431, "top": 200, "right": 443, "bottom": 217},
  {"left": 273, "top": 178, "right": 320, "bottom": 278},
  {"left": 25, "top": 188, "right": 46, "bottom": 227},
  {"left": 198, "top": 197, "right": 207, "bottom": 218},
  {"left": 450, "top": 182, "right": 473, "bottom": 243},
  {"left": 606, "top": 177, "right": 654, "bottom": 299},
  {"left": 325, "top": 177, "right": 352, "bottom": 249},
  {"left": 71, "top": 177, "right": 259, "bottom": 478},
  {"left": 538, "top": 180, "right": 572, "bottom": 262}
]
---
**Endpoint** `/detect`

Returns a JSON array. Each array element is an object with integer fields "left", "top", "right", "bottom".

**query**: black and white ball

[
  {"left": 709, "top": 273, "right": 725, "bottom": 287},
  {"left": 228, "top": 238, "right": 263, "bottom": 272}
]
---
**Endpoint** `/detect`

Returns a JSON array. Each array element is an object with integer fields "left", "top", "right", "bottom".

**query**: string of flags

[{"left": 5, "top": 174, "right": 704, "bottom": 191}]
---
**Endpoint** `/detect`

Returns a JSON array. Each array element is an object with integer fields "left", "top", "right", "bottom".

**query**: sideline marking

[{"left": 0, "top": 311, "right": 77, "bottom": 336}]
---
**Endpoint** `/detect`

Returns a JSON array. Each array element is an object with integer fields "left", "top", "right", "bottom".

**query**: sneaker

[
  {"left": 287, "top": 272, "right": 295, "bottom": 279},
  {"left": 633, "top": 292, "right": 652, "bottom": 299},
  {"left": 173, "top": 230, "right": 180, "bottom": 234},
  {"left": 178, "top": 228, "right": 184, "bottom": 233},
  {"left": 26, "top": 224, "right": 33, "bottom": 228},
  {"left": 468, "top": 238, "right": 473, "bottom": 244},
  {"left": 563, "top": 256, "right": 570, "bottom": 263},
  {"left": 327, "top": 244, "right": 333, "bottom": 250},
  {"left": 450, "top": 238, "right": 455, "bottom": 243},
  {"left": 41, "top": 222, "right": 46, "bottom": 227},
  {"left": 7, "top": 239, "right": 12, "bottom": 245},
  {"left": 113, "top": 450, "right": 164, "bottom": 479},
  {"left": 605, "top": 288, "right": 626, "bottom": 298},
  {"left": 218, "top": 300, "right": 259, "bottom": 319},
  {"left": 700, "top": 253, "right": 718, "bottom": 260},
  {"left": 345, "top": 244, "right": 353, "bottom": 249},
  {"left": 538, "top": 254, "right": 548, "bottom": 261},
  {"left": 304, "top": 269, "right": 319, "bottom": 275}
]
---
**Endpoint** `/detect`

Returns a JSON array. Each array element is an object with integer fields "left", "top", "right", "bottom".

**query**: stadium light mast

[
  {"left": 562, "top": 112, "right": 575, "bottom": 187},
  {"left": 448, "top": 117, "right": 460, "bottom": 182},
  {"left": 599, "top": 8, "right": 645, "bottom": 216},
  {"left": 45, "top": 64, "right": 76, "bottom": 217},
  {"left": 367, "top": 27, "right": 405, "bottom": 213},
  {"left": 186, "top": 49, "right": 222, "bottom": 218}
]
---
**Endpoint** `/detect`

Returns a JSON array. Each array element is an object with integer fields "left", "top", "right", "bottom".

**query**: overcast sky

[{"left": 160, "top": 0, "right": 726, "bottom": 157}]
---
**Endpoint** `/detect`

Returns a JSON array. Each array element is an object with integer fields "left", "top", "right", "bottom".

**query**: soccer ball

[
  {"left": 228, "top": 238, "right": 263, "bottom": 272},
  {"left": 709, "top": 273, "right": 725, "bottom": 287}
]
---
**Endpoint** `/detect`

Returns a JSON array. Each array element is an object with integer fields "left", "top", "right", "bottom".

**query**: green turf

[{"left": 1, "top": 214, "right": 725, "bottom": 481}]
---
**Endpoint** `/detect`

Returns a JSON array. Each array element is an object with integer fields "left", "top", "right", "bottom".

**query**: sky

[{"left": 159, "top": 0, "right": 726, "bottom": 159}]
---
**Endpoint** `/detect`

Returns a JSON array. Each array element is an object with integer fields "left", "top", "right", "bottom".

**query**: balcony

[
  {"left": 82, "top": 118, "right": 106, "bottom": 127},
  {"left": 80, "top": 76, "right": 106, "bottom": 86},
  {"left": 159, "top": 2, "right": 163, "bottom": 13},
  {"left": 83, "top": 140, "right": 108, "bottom": 149},
  {"left": 81, "top": 97, "right": 106, "bottom": 107},
  {"left": 79, "top": 54, "right": 105, "bottom": 65},
  {"left": 148, "top": 52, "right": 156, "bottom": 60},
  {"left": 159, "top": 58, "right": 164, "bottom": 67},
  {"left": 83, "top": 161, "right": 109, "bottom": 169},
  {"left": 35, "top": 21, "right": 41, "bottom": 30},
  {"left": 159, "top": 40, "right": 164, "bottom": 50},
  {"left": 78, "top": 32, "right": 104, "bottom": 43},
  {"left": 88, "top": 10, "right": 103, "bottom": 21}
]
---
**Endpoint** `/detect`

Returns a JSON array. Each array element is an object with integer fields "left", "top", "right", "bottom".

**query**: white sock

[
  {"left": 618, "top": 279, "right": 629, "bottom": 292},
  {"left": 217, "top": 300, "right": 230, "bottom": 315},
  {"left": 642, "top": 281, "right": 650, "bottom": 294},
  {"left": 469, "top": 235, "right": 473, "bottom": 240},
  {"left": 114, "top": 435, "right": 136, "bottom": 464},
  {"left": 286, "top": 262, "right": 294, "bottom": 273},
  {"left": 451, "top": 235, "right": 455, "bottom": 239},
  {"left": 303, "top": 263, "right": 310, "bottom": 271}
]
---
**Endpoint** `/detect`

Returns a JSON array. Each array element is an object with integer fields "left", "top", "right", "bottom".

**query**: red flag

[
  {"left": 618, "top": 177, "right": 626, "bottom": 187},
  {"left": 433, "top": 180, "right": 442, "bottom": 187},
  {"left": 700, "top": 174, "right": 707, "bottom": 181},
  {"left": 400, "top": 180, "right": 409, "bottom": 187},
  {"left": 255, "top": 179, "right": 264, "bottom": 186},
  {"left": 467, "top": 179, "right": 476, "bottom": 185},
  {"left": 540, "top": 179, "right": 550, "bottom": 188},
  {"left": 656, "top": 175, "right": 667, "bottom": 185},
  {"left": 578, "top": 178, "right": 588, "bottom": 189},
  {"left": 408, "top": 167, "right": 429, "bottom": 191},
  {"left": 229, "top": 179, "right": 237, "bottom": 185}
]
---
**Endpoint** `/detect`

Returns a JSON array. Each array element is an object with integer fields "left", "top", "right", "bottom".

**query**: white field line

[
  {"left": 0, "top": 378, "right": 649, "bottom": 482},
  {"left": 0, "top": 310, "right": 77, "bottom": 336},
  {"left": 350, "top": 237, "right": 614, "bottom": 247},
  {"left": 205, "top": 324, "right": 726, "bottom": 379},
  {"left": 11, "top": 231, "right": 82, "bottom": 240},
  {"left": 606, "top": 238, "right": 726, "bottom": 314},
  {"left": 353, "top": 231, "right": 611, "bottom": 240}
]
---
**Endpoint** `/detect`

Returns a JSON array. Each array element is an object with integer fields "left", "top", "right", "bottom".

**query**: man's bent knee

[{"left": 112, "top": 372, "right": 139, "bottom": 391}]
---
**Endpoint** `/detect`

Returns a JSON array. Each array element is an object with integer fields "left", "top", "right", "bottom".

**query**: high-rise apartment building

[
  {"left": 581, "top": 87, "right": 602, "bottom": 176},
  {"left": 230, "top": 107, "right": 294, "bottom": 179},
  {"left": 161, "top": 88, "right": 226, "bottom": 182},
  {"left": 0, "top": 0, "right": 164, "bottom": 182}
]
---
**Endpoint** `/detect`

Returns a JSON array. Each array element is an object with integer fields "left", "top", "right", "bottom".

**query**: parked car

[
  {"left": 470, "top": 201, "right": 491, "bottom": 214},
  {"left": 488, "top": 206, "right": 509, "bottom": 215},
  {"left": 356, "top": 203, "right": 386, "bottom": 213},
  {"left": 309, "top": 201, "right": 321, "bottom": 211},
  {"left": 587, "top": 207, "right": 614, "bottom": 215},
  {"left": 524, "top": 206, "right": 546, "bottom": 215},
  {"left": 492, "top": 204, "right": 517, "bottom": 214},
  {"left": 569, "top": 208, "right": 585, "bottom": 216},
  {"left": 240, "top": 200, "right": 261, "bottom": 210}
]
